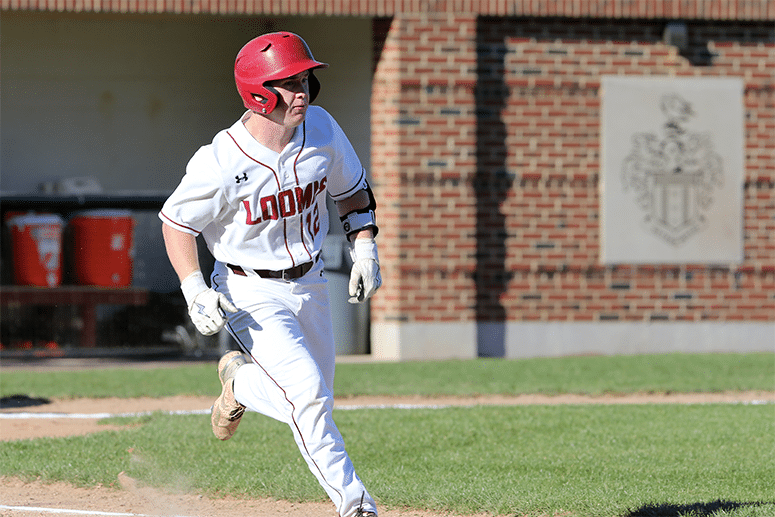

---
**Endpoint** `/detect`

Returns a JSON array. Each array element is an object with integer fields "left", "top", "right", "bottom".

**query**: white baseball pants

[{"left": 211, "top": 260, "right": 377, "bottom": 517}]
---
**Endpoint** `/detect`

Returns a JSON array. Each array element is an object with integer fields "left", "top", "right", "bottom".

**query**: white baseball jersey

[{"left": 159, "top": 106, "right": 367, "bottom": 271}]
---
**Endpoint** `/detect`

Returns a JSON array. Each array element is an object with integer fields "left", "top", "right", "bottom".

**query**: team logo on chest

[{"left": 242, "top": 177, "right": 327, "bottom": 225}]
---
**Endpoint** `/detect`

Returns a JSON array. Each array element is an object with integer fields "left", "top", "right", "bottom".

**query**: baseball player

[{"left": 159, "top": 32, "right": 380, "bottom": 517}]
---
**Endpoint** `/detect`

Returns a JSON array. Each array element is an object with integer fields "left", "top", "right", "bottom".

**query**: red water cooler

[
  {"left": 5, "top": 213, "right": 64, "bottom": 287},
  {"left": 68, "top": 210, "right": 135, "bottom": 287}
]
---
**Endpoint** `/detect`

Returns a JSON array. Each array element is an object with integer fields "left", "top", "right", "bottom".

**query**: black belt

[{"left": 227, "top": 256, "right": 317, "bottom": 281}]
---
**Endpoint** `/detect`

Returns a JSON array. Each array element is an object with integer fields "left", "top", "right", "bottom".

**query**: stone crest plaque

[{"left": 601, "top": 76, "right": 744, "bottom": 264}]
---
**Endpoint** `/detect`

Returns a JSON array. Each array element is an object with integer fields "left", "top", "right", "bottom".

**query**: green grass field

[
  {"left": 2, "top": 352, "right": 773, "bottom": 399},
  {"left": 1, "top": 353, "right": 774, "bottom": 517}
]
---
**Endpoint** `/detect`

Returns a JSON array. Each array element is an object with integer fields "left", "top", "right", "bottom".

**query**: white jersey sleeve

[
  {"left": 159, "top": 147, "right": 229, "bottom": 236},
  {"left": 320, "top": 112, "right": 369, "bottom": 201}
]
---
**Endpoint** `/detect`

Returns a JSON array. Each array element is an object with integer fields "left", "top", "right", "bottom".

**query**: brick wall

[
  {"left": 371, "top": 14, "right": 774, "bottom": 331},
  {"left": 372, "top": 14, "right": 481, "bottom": 326},
  {"left": 4, "top": 0, "right": 774, "bottom": 19}
]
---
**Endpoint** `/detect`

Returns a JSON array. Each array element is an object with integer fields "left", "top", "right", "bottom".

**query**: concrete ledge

[
  {"left": 372, "top": 321, "right": 774, "bottom": 360},
  {"left": 491, "top": 321, "right": 775, "bottom": 358},
  {"left": 371, "top": 321, "right": 477, "bottom": 361}
]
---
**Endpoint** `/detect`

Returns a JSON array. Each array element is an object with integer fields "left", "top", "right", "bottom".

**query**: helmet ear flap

[
  {"left": 243, "top": 85, "right": 278, "bottom": 114},
  {"left": 309, "top": 71, "right": 321, "bottom": 103},
  {"left": 260, "top": 85, "right": 280, "bottom": 114}
]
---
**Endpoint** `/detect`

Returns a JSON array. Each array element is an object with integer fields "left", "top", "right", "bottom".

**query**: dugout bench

[{"left": 0, "top": 286, "right": 150, "bottom": 348}]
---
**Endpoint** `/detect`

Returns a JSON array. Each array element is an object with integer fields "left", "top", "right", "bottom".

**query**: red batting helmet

[{"left": 235, "top": 32, "right": 328, "bottom": 114}]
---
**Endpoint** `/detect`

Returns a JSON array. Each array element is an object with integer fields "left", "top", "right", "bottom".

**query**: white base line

[
  {"left": 0, "top": 405, "right": 452, "bottom": 419},
  {"left": 0, "top": 409, "right": 210, "bottom": 420},
  {"left": 0, "top": 504, "right": 195, "bottom": 517},
  {"left": 0, "top": 400, "right": 770, "bottom": 420}
]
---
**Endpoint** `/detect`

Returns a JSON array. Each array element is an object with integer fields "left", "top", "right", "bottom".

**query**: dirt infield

[{"left": 2, "top": 392, "right": 773, "bottom": 517}]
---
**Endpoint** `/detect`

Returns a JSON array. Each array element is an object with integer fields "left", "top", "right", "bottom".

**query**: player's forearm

[
  {"left": 349, "top": 227, "right": 375, "bottom": 243},
  {"left": 161, "top": 223, "right": 202, "bottom": 282}
]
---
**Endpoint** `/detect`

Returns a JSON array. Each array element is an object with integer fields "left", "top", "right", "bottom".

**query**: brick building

[{"left": 2, "top": 1, "right": 773, "bottom": 359}]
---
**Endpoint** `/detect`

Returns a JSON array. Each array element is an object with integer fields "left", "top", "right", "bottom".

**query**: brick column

[{"left": 370, "top": 13, "right": 479, "bottom": 360}]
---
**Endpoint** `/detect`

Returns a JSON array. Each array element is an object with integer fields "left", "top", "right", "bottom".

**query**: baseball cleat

[{"left": 211, "top": 351, "right": 247, "bottom": 440}]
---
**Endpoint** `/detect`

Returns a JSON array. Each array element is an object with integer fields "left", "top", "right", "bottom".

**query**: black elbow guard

[{"left": 340, "top": 182, "right": 378, "bottom": 238}]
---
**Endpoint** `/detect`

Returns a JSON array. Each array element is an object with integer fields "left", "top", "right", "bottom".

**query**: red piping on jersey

[
  {"left": 299, "top": 219, "right": 312, "bottom": 262},
  {"left": 294, "top": 122, "right": 313, "bottom": 262},
  {"left": 227, "top": 130, "right": 281, "bottom": 191},
  {"left": 159, "top": 211, "right": 200, "bottom": 235},
  {"left": 292, "top": 121, "right": 305, "bottom": 185},
  {"left": 282, "top": 219, "right": 296, "bottom": 267}
]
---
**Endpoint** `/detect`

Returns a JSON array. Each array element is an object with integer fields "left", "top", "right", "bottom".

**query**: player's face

[{"left": 264, "top": 71, "right": 310, "bottom": 128}]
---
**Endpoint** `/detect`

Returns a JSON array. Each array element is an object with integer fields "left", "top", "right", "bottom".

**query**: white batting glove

[
  {"left": 180, "top": 271, "right": 238, "bottom": 336},
  {"left": 348, "top": 238, "right": 382, "bottom": 304}
]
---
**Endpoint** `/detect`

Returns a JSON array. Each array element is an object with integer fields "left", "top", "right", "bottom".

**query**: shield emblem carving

[{"left": 621, "top": 94, "right": 723, "bottom": 247}]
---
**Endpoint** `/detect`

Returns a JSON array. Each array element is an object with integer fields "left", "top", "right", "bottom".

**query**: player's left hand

[{"left": 348, "top": 238, "right": 382, "bottom": 304}]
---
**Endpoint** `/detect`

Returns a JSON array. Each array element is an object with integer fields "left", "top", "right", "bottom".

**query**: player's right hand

[
  {"left": 180, "top": 271, "right": 238, "bottom": 336},
  {"left": 188, "top": 288, "right": 238, "bottom": 335}
]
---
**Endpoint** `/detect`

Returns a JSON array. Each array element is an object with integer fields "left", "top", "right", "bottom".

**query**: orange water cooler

[{"left": 68, "top": 210, "right": 135, "bottom": 287}]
